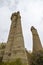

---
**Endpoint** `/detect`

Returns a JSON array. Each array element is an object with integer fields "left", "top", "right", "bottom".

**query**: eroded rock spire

[{"left": 31, "top": 26, "right": 42, "bottom": 52}]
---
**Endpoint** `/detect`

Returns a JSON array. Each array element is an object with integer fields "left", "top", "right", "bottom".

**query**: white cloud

[{"left": 0, "top": 6, "right": 11, "bottom": 42}]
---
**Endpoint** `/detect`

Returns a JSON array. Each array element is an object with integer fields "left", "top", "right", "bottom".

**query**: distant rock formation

[{"left": 31, "top": 26, "right": 42, "bottom": 52}]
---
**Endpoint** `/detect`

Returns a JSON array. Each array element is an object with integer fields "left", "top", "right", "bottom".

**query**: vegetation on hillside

[
  {"left": 0, "top": 58, "right": 27, "bottom": 65},
  {"left": 30, "top": 50, "right": 43, "bottom": 65}
]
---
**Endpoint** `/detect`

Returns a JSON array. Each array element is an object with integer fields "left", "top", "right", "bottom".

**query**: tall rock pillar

[
  {"left": 10, "top": 12, "right": 28, "bottom": 64},
  {"left": 31, "top": 26, "right": 42, "bottom": 52},
  {"left": 3, "top": 11, "right": 28, "bottom": 65}
]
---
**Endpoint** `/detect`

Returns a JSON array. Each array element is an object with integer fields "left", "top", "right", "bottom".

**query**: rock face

[
  {"left": 0, "top": 43, "right": 6, "bottom": 62},
  {"left": 2, "top": 11, "right": 28, "bottom": 65},
  {"left": 0, "top": 11, "right": 43, "bottom": 65},
  {"left": 31, "top": 26, "right": 42, "bottom": 52}
]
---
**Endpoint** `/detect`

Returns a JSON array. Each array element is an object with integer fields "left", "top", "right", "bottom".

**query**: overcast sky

[{"left": 0, "top": 0, "right": 43, "bottom": 51}]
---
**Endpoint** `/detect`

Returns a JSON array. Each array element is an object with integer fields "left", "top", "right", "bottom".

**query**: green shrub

[{"left": 0, "top": 58, "right": 26, "bottom": 65}]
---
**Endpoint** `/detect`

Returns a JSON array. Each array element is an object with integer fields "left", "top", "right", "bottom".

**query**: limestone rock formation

[
  {"left": 31, "top": 26, "right": 42, "bottom": 52},
  {"left": 0, "top": 11, "right": 43, "bottom": 65},
  {"left": 2, "top": 11, "right": 28, "bottom": 65}
]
